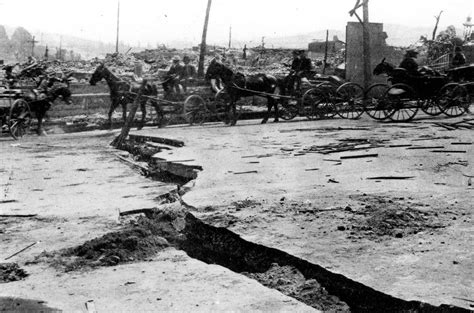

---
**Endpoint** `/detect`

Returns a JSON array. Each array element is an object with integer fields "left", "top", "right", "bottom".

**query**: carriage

[
  {"left": 364, "top": 59, "right": 472, "bottom": 122},
  {"left": 140, "top": 80, "right": 230, "bottom": 127},
  {"left": 183, "top": 62, "right": 367, "bottom": 125},
  {"left": 0, "top": 85, "right": 33, "bottom": 140},
  {"left": 278, "top": 75, "right": 365, "bottom": 121}
]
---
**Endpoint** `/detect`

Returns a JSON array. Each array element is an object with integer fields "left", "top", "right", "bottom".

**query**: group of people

[{"left": 162, "top": 55, "right": 197, "bottom": 98}]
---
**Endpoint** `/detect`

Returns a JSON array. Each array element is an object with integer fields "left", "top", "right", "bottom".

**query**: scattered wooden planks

[
  {"left": 5, "top": 242, "right": 38, "bottom": 260},
  {"left": 407, "top": 146, "right": 444, "bottom": 150},
  {"left": 304, "top": 139, "right": 384, "bottom": 155},
  {"left": 233, "top": 170, "right": 258, "bottom": 175},
  {"left": 388, "top": 144, "right": 413, "bottom": 148},
  {"left": 433, "top": 118, "right": 474, "bottom": 131},
  {"left": 431, "top": 150, "right": 467, "bottom": 153},
  {"left": 367, "top": 176, "right": 415, "bottom": 180},
  {"left": 0, "top": 200, "right": 18, "bottom": 204},
  {"left": 340, "top": 153, "right": 378, "bottom": 160},
  {"left": 451, "top": 142, "right": 472, "bottom": 145},
  {"left": 0, "top": 214, "right": 37, "bottom": 218}
]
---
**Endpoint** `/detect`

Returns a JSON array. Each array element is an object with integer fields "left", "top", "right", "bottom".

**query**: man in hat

[
  {"left": 163, "top": 55, "right": 184, "bottom": 97},
  {"left": 205, "top": 54, "right": 224, "bottom": 93},
  {"left": 399, "top": 49, "right": 420, "bottom": 75},
  {"left": 451, "top": 46, "right": 466, "bottom": 68},
  {"left": 181, "top": 55, "right": 196, "bottom": 92}
]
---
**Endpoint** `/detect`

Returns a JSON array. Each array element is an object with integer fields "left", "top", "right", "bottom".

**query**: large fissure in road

[{"left": 41, "top": 137, "right": 468, "bottom": 312}]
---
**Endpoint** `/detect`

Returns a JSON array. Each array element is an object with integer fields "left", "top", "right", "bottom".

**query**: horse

[
  {"left": 206, "top": 61, "right": 280, "bottom": 126},
  {"left": 89, "top": 63, "right": 160, "bottom": 129},
  {"left": 24, "top": 77, "right": 73, "bottom": 135}
]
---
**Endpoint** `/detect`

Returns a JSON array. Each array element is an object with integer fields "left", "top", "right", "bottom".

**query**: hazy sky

[{"left": 0, "top": 0, "right": 472, "bottom": 46}]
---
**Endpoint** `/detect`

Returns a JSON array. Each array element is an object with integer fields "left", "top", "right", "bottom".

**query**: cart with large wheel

[
  {"left": 369, "top": 60, "right": 471, "bottom": 122},
  {"left": 281, "top": 75, "right": 364, "bottom": 121},
  {"left": 0, "top": 85, "right": 33, "bottom": 140}
]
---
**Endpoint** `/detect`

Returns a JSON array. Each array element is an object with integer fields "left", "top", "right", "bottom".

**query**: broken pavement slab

[{"left": 4, "top": 250, "right": 317, "bottom": 312}]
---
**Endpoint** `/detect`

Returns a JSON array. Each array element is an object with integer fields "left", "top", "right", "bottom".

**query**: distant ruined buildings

[{"left": 0, "top": 25, "right": 82, "bottom": 64}]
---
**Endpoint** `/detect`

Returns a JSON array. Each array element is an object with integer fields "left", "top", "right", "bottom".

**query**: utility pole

[
  {"left": 362, "top": 0, "right": 371, "bottom": 90},
  {"left": 27, "top": 36, "right": 38, "bottom": 57},
  {"left": 228, "top": 25, "right": 232, "bottom": 50},
  {"left": 198, "top": 0, "right": 212, "bottom": 77},
  {"left": 58, "top": 36, "right": 63, "bottom": 61},
  {"left": 116, "top": 0, "right": 120, "bottom": 53},
  {"left": 350, "top": 0, "right": 371, "bottom": 90},
  {"left": 323, "top": 30, "right": 329, "bottom": 74}
]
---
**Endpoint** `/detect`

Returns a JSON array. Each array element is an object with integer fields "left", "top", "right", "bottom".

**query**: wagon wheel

[
  {"left": 420, "top": 98, "right": 443, "bottom": 116},
  {"left": 301, "top": 88, "right": 334, "bottom": 120},
  {"left": 334, "top": 82, "right": 365, "bottom": 119},
  {"left": 364, "top": 83, "right": 391, "bottom": 120},
  {"left": 438, "top": 83, "right": 470, "bottom": 117},
  {"left": 384, "top": 84, "right": 419, "bottom": 122},
  {"left": 8, "top": 99, "right": 32, "bottom": 140},
  {"left": 183, "top": 95, "right": 208, "bottom": 126},
  {"left": 315, "top": 82, "right": 337, "bottom": 118},
  {"left": 213, "top": 90, "right": 233, "bottom": 123}
]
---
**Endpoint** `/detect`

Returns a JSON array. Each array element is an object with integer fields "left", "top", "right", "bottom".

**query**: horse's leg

[
  {"left": 121, "top": 102, "right": 127, "bottom": 124},
  {"left": 223, "top": 100, "right": 230, "bottom": 125},
  {"left": 230, "top": 101, "right": 237, "bottom": 126},
  {"left": 271, "top": 97, "right": 279, "bottom": 122},
  {"left": 137, "top": 100, "right": 146, "bottom": 130},
  {"left": 107, "top": 107, "right": 114, "bottom": 129},
  {"left": 36, "top": 108, "right": 46, "bottom": 136},
  {"left": 108, "top": 99, "right": 117, "bottom": 130}
]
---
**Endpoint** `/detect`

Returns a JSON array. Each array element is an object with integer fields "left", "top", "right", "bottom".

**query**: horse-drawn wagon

[
  {"left": 89, "top": 63, "right": 232, "bottom": 128},
  {"left": 184, "top": 61, "right": 366, "bottom": 125},
  {"left": 0, "top": 73, "right": 73, "bottom": 139},
  {"left": 0, "top": 85, "right": 33, "bottom": 139},
  {"left": 365, "top": 59, "right": 471, "bottom": 122}
]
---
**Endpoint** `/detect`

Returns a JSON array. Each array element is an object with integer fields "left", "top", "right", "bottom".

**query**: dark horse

[
  {"left": 89, "top": 63, "right": 159, "bottom": 129},
  {"left": 206, "top": 61, "right": 279, "bottom": 125},
  {"left": 25, "top": 77, "right": 73, "bottom": 134}
]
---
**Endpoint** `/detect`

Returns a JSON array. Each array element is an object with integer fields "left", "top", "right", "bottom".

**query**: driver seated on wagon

[
  {"left": 285, "top": 50, "right": 313, "bottom": 94},
  {"left": 205, "top": 53, "right": 225, "bottom": 94},
  {"left": 395, "top": 49, "right": 443, "bottom": 82},
  {"left": 398, "top": 49, "right": 421, "bottom": 76},
  {"left": 162, "top": 55, "right": 184, "bottom": 98}
]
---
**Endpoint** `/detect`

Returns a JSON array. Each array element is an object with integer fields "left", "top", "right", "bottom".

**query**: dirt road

[
  {"left": 0, "top": 131, "right": 312, "bottom": 312},
  {"left": 135, "top": 114, "right": 473, "bottom": 309},
  {"left": 0, "top": 112, "right": 473, "bottom": 311}
]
